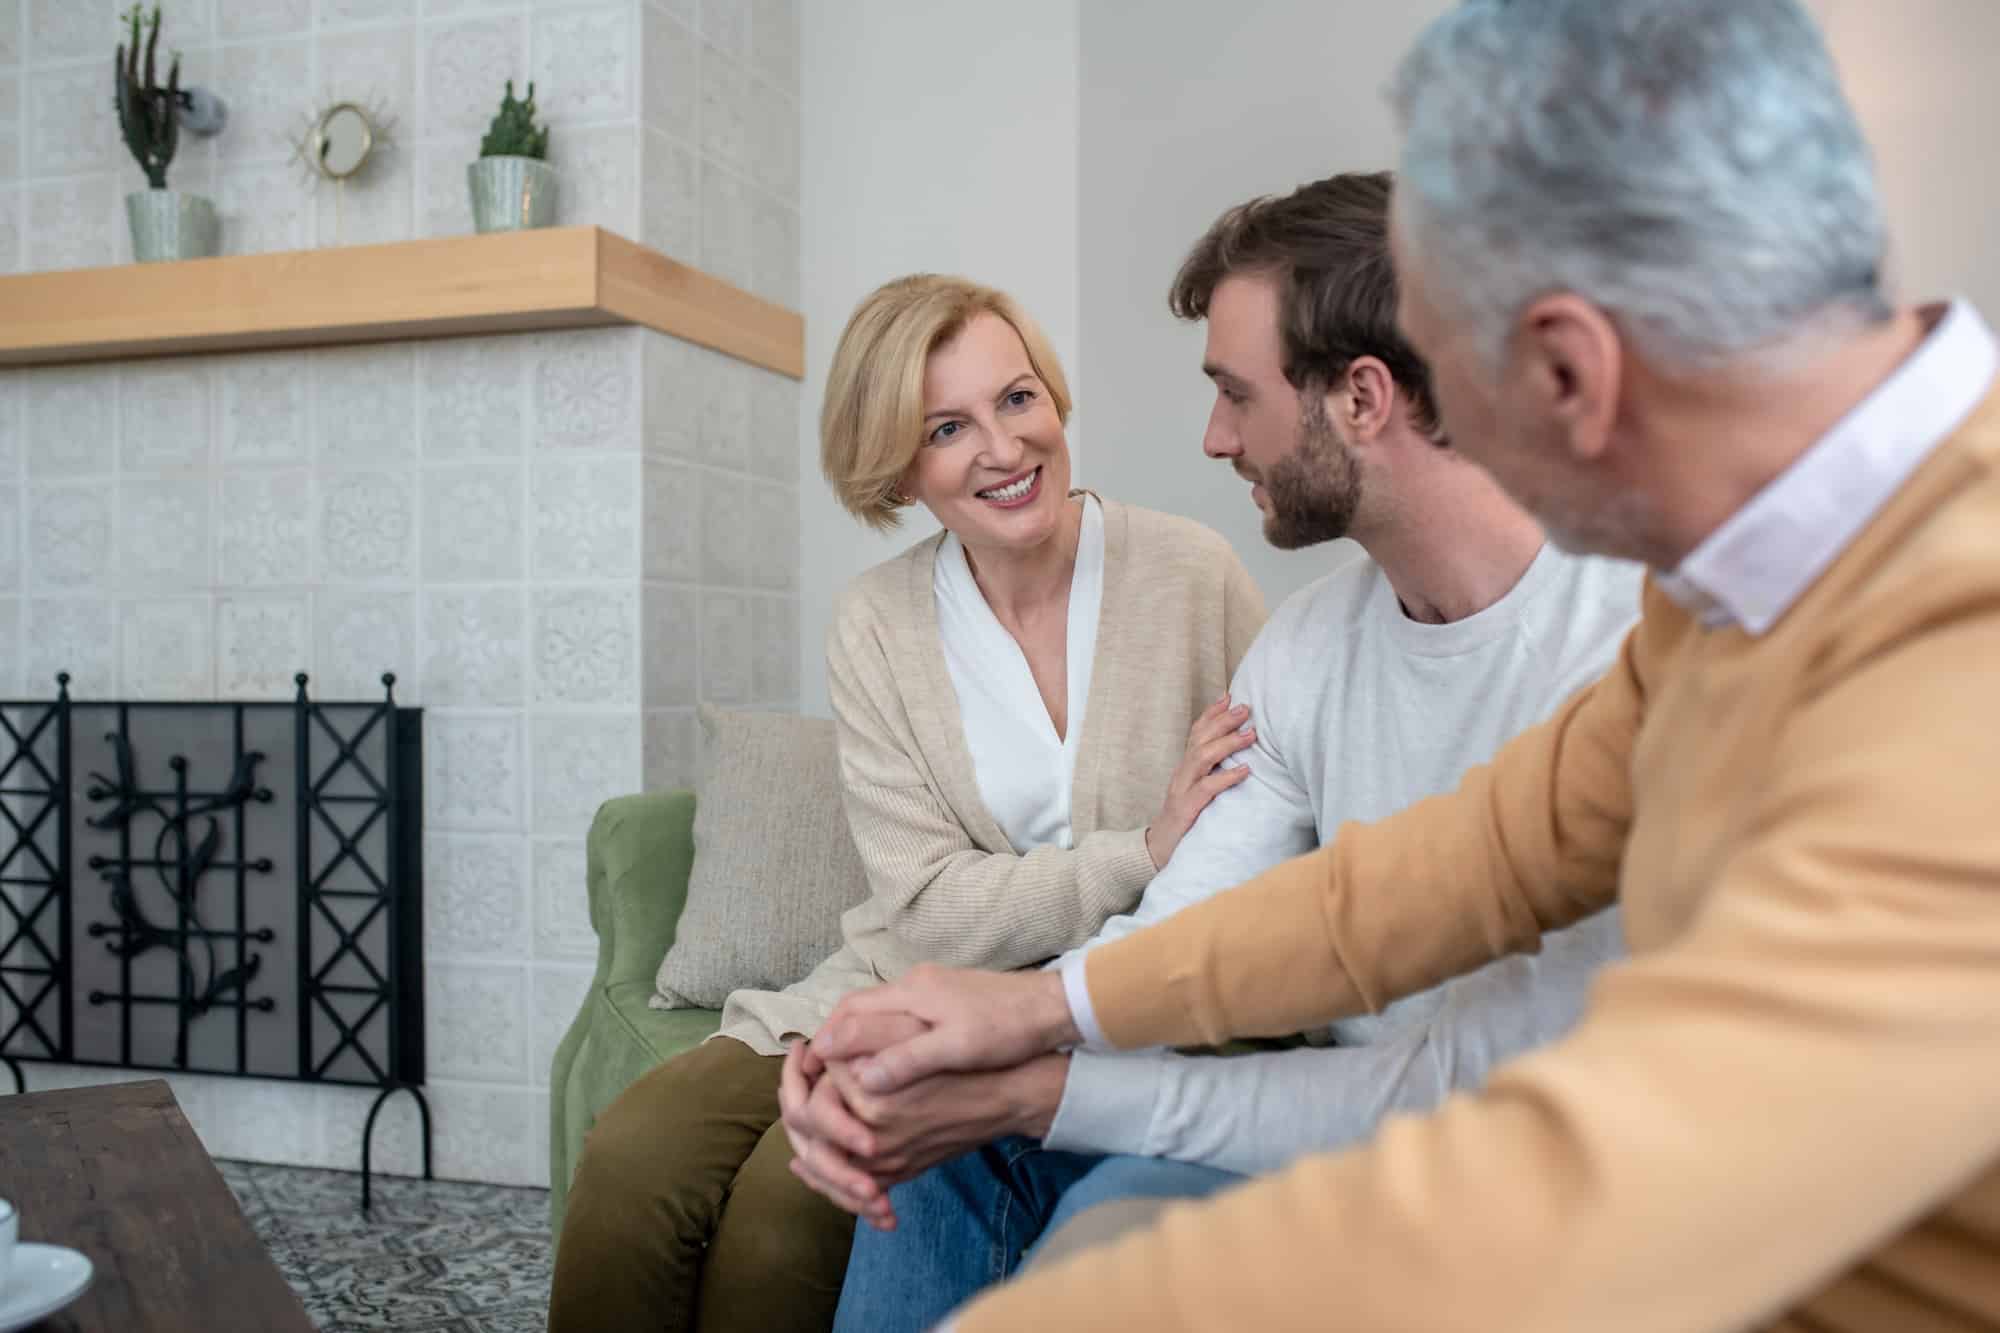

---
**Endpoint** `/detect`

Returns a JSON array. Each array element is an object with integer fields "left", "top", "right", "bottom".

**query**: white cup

[{"left": 0, "top": 1197, "right": 15, "bottom": 1291}]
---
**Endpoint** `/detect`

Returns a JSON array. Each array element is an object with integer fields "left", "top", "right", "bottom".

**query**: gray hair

[{"left": 1388, "top": 0, "right": 1892, "bottom": 373}]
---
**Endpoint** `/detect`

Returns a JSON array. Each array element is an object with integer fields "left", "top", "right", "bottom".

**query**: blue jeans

[{"left": 831, "top": 1138, "right": 1242, "bottom": 1333}]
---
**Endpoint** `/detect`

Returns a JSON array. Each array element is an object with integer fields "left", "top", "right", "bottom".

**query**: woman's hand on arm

[{"left": 1145, "top": 695, "right": 1256, "bottom": 870}]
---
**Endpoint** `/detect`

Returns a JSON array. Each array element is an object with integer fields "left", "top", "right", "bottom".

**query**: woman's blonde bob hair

[{"left": 820, "top": 274, "right": 1073, "bottom": 531}]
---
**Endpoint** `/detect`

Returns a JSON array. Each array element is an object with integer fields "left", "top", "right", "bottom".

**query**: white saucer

[{"left": 0, "top": 1244, "right": 93, "bottom": 1332}]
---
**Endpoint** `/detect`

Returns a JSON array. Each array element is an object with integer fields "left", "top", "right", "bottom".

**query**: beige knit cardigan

[{"left": 718, "top": 497, "right": 1267, "bottom": 1055}]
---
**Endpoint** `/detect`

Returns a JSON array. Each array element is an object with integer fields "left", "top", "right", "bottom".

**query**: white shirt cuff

[{"left": 1060, "top": 950, "right": 1109, "bottom": 1049}]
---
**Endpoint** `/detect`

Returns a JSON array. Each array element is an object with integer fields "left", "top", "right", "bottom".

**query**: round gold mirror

[{"left": 312, "top": 102, "right": 375, "bottom": 180}]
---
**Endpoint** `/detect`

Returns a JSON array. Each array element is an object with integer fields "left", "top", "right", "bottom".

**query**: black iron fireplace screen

[{"left": 0, "top": 673, "right": 428, "bottom": 1204}]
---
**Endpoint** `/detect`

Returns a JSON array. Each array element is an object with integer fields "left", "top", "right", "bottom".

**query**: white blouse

[{"left": 934, "top": 495, "right": 1106, "bottom": 853}]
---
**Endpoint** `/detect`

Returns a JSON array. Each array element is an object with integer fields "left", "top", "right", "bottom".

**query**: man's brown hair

[{"left": 1169, "top": 171, "right": 1442, "bottom": 438}]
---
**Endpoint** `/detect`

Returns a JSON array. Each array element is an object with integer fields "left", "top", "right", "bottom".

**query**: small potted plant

[
  {"left": 115, "top": 4, "right": 218, "bottom": 262},
  {"left": 468, "top": 80, "right": 556, "bottom": 234}
]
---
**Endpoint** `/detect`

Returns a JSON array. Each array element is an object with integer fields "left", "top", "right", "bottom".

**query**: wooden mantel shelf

[{"left": 0, "top": 226, "right": 804, "bottom": 379}]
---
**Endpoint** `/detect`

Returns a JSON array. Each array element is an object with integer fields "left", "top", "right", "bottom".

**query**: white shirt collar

[{"left": 1657, "top": 300, "right": 1999, "bottom": 633}]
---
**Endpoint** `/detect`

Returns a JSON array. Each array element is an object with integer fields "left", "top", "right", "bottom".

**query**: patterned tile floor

[{"left": 217, "top": 1161, "right": 553, "bottom": 1332}]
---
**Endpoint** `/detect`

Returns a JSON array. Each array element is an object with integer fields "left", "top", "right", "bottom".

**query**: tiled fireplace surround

[{"left": 0, "top": 0, "right": 802, "bottom": 1188}]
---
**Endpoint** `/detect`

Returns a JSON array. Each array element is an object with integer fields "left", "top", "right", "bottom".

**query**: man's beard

[{"left": 1259, "top": 394, "right": 1361, "bottom": 550}]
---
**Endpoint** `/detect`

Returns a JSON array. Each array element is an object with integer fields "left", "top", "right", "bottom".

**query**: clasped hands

[{"left": 780, "top": 964, "right": 1082, "bottom": 1230}]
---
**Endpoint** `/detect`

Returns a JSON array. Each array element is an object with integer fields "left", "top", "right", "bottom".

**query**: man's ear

[
  {"left": 1515, "top": 294, "right": 1621, "bottom": 464},
  {"left": 1338, "top": 357, "right": 1397, "bottom": 443}
]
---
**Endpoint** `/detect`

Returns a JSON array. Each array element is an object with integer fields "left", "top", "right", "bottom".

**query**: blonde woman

[{"left": 549, "top": 275, "right": 1266, "bottom": 1332}]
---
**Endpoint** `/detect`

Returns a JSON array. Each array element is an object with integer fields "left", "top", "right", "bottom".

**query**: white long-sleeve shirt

[{"left": 1044, "top": 539, "right": 1642, "bottom": 1172}]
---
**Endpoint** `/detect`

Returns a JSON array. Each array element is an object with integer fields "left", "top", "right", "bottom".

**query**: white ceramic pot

[
  {"left": 124, "top": 189, "right": 220, "bottom": 263},
  {"left": 467, "top": 156, "right": 559, "bottom": 234}
]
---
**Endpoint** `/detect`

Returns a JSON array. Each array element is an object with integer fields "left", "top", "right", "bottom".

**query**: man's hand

[
  {"left": 831, "top": 1053, "right": 1071, "bottom": 1185},
  {"left": 812, "top": 964, "right": 1080, "bottom": 1094},
  {"left": 781, "top": 1013, "right": 927, "bottom": 1229}
]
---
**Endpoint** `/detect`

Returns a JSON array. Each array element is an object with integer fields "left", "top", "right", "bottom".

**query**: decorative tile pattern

[
  {"left": 0, "top": 371, "right": 18, "bottom": 477},
  {"left": 639, "top": 6, "right": 696, "bottom": 144},
  {"left": 642, "top": 582, "right": 696, "bottom": 707},
  {"left": 530, "top": 837, "right": 592, "bottom": 960},
  {"left": 422, "top": 336, "right": 526, "bottom": 461},
  {"left": 216, "top": 595, "right": 312, "bottom": 698},
  {"left": 120, "top": 362, "right": 212, "bottom": 470},
  {"left": 697, "top": 159, "right": 753, "bottom": 293},
  {"left": 531, "top": 585, "right": 637, "bottom": 706},
  {"left": 426, "top": 711, "right": 523, "bottom": 831},
  {"left": 27, "top": 367, "right": 114, "bottom": 478},
  {"left": 531, "top": 4, "right": 634, "bottom": 125},
  {"left": 0, "top": 76, "right": 18, "bottom": 183},
  {"left": 26, "top": 175, "right": 113, "bottom": 271},
  {"left": 696, "top": 349, "right": 750, "bottom": 468},
  {"left": 746, "top": 78, "right": 799, "bottom": 204},
  {"left": 745, "top": 482, "right": 797, "bottom": 591},
  {"left": 531, "top": 456, "right": 638, "bottom": 581},
  {"left": 529, "top": 712, "right": 638, "bottom": 835},
  {"left": 639, "top": 128, "right": 698, "bottom": 262},
  {"left": 320, "top": 469, "right": 417, "bottom": 582},
  {"left": 698, "top": 469, "right": 749, "bottom": 586},
  {"left": 217, "top": 470, "right": 312, "bottom": 585},
  {"left": 117, "top": 475, "right": 211, "bottom": 590},
  {"left": 421, "top": 586, "right": 525, "bottom": 706},
  {"left": 641, "top": 332, "right": 699, "bottom": 458},
  {"left": 219, "top": 354, "right": 312, "bottom": 464},
  {"left": 219, "top": 161, "right": 313, "bottom": 256},
  {"left": 532, "top": 964, "right": 592, "bottom": 1085},
  {"left": 748, "top": 187, "right": 798, "bottom": 308},
  {"left": 698, "top": 0, "right": 750, "bottom": 66},
  {"left": 421, "top": 15, "right": 529, "bottom": 141},
  {"left": 314, "top": 345, "right": 418, "bottom": 463},
  {"left": 532, "top": 328, "right": 638, "bottom": 453},
  {"left": 749, "top": 0, "right": 799, "bottom": 95},
  {"left": 643, "top": 707, "right": 698, "bottom": 792},
  {"left": 552, "top": 122, "right": 636, "bottom": 233},
  {"left": 0, "top": 598, "right": 20, "bottom": 695},
  {"left": 27, "top": 482, "right": 111, "bottom": 590},
  {"left": 699, "top": 588, "right": 752, "bottom": 704},
  {"left": 27, "top": 0, "right": 98, "bottom": 63},
  {"left": 747, "top": 368, "right": 798, "bottom": 481},
  {"left": 0, "top": 185, "right": 22, "bottom": 274},
  {"left": 320, "top": 0, "right": 420, "bottom": 25},
  {"left": 426, "top": 1083, "right": 545, "bottom": 1188},
  {"left": 424, "top": 463, "right": 525, "bottom": 583},
  {"left": 0, "top": 483, "right": 17, "bottom": 590},
  {"left": 314, "top": 589, "right": 415, "bottom": 699},
  {"left": 428, "top": 962, "right": 529, "bottom": 1082},
  {"left": 0, "top": 1, "right": 15, "bottom": 66},
  {"left": 122, "top": 597, "right": 215, "bottom": 697},
  {"left": 216, "top": 40, "right": 315, "bottom": 164},
  {"left": 28, "top": 63, "right": 113, "bottom": 176},
  {"left": 425, "top": 832, "right": 529, "bottom": 960},
  {"left": 751, "top": 592, "right": 797, "bottom": 704},
  {"left": 641, "top": 461, "right": 699, "bottom": 581},
  {"left": 24, "top": 597, "right": 117, "bottom": 697},
  {"left": 218, "top": 0, "right": 313, "bottom": 39}
]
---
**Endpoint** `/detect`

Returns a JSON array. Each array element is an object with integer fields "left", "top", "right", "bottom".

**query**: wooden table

[{"left": 0, "top": 1079, "right": 314, "bottom": 1332}]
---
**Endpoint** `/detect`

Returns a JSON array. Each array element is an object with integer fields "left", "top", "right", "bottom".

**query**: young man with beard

[{"left": 792, "top": 172, "right": 1646, "bottom": 1333}]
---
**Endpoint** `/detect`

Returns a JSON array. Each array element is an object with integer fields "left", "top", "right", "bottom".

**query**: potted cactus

[
  {"left": 115, "top": 5, "right": 217, "bottom": 262},
  {"left": 467, "top": 80, "right": 557, "bottom": 234}
]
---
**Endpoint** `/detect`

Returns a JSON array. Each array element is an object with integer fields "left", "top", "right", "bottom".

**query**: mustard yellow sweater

[{"left": 959, "top": 397, "right": 2000, "bottom": 1332}]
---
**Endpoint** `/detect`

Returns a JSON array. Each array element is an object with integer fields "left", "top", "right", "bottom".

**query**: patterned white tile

[
  {"left": 320, "top": 0, "right": 419, "bottom": 24},
  {"left": 217, "top": 0, "right": 312, "bottom": 37},
  {"left": 420, "top": 585, "right": 525, "bottom": 706},
  {"left": 119, "top": 362, "right": 212, "bottom": 470},
  {"left": 319, "top": 469, "right": 417, "bottom": 582},
  {"left": 553, "top": 122, "right": 635, "bottom": 232},
  {"left": 529, "top": 836, "right": 591, "bottom": 960},
  {"left": 532, "top": 585, "right": 637, "bottom": 706},
  {"left": 122, "top": 596, "right": 214, "bottom": 697},
  {"left": 0, "top": 372, "right": 17, "bottom": 477},
  {"left": 421, "top": 335, "right": 526, "bottom": 459},
  {"left": 0, "top": 483, "right": 17, "bottom": 590},
  {"left": 219, "top": 353, "right": 312, "bottom": 464},
  {"left": 698, "top": 588, "right": 751, "bottom": 704},
  {"left": 27, "top": 0, "right": 98, "bottom": 62},
  {"left": 216, "top": 595, "right": 311, "bottom": 697},
  {"left": 531, "top": 4, "right": 633, "bottom": 125},
  {"left": 532, "top": 963, "right": 594, "bottom": 1085},
  {"left": 425, "top": 832, "right": 529, "bottom": 959},
  {"left": 427, "top": 961, "right": 528, "bottom": 1082},
  {"left": 425, "top": 711, "right": 523, "bottom": 831},
  {"left": 0, "top": 598, "right": 20, "bottom": 695},
  {"left": 698, "top": 44, "right": 751, "bottom": 177},
  {"left": 0, "top": 0, "right": 15, "bottom": 65},
  {"left": 26, "top": 175, "right": 113, "bottom": 271},
  {"left": 641, "top": 581, "right": 695, "bottom": 707},
  {"left": 696, "top": 346, "right": 750, "bottom": 468},
  {"left": 746, "top": 80, "right": 798, "bottom": 205},
  {"left": 748, "top": 0, "right": 797, "bottom": 94},
  {"left": 28, "top": 64, "right": 113, "bottom": 177},
  {"left": 117, "top": 475, "right": 210, "bottom": 590},
  {"left": 428, "top": 1082, "right": 542, "bottom": 1187},
  {"left": 313, "top": 588, "right": 415, "bottom": 698},
  {"left": 639, "top": 6, "right": 695, "bottom": 143},
  {"left": 532, "top": 327, "right": 639, "bottom": 452},
  {"left": 414, "top": 137, "right": 473, "bottom": 239},
  {"left": 315, "top": 141, "right": 414, "bottom": 249},
  {"left": 421, "top": 14, "right": 529, "bottom": 141},
  {"left": 747, "top": 187, "right": 797, "bottom": 307},
  {"left": 640, "top": 460, "right": 698, "bottom": 581},
  {"left": 313, "top": 345, "right": 417, "bottom": 463},
  {"left": 218, "top": 161, "right": 313, "bottom": 256},
  {"left": 642, "top": 706, "right": 697, "bottom": 791},
  {"left": 27, "top": 482, "right": 111, "bottom": 591},
  {"left": 0, "top": 74, "right": 17, "bottom": 183},
  {"left": 697, "top": 160, "right": 752, "bottom": 293},
  {"left": 189, "top": 1078, "right": 323, "bottom": 1164},
  {"left": 422, "top": 462, "right": 524, "bottom": 582},
  {"left": 747, "top": 367, "right": 797, "bottom": 481},
  {"left": 698, "top": 469, "right": 748, "bottom": 586},
  {"left": 750, "top": 593, "right": 796, "bottom": 704},
  {"left": 317, "top": 22, "right": 416, "bottom": 106},
  {"left": 216, "top": 470, "right": 311, "bottom": 585},
  {"left": 698, "top": 0, "right": 748, "bottom": 64},
  {"left": 0, "top": 185, "right": 22, "bottom": 274},
  {"left": 314, "top": 1081, "right": 425, "bottom": 1178},
  {"left": 529, "top": 712, "right": 638, "bottom": 835},
  {"left": 647, "top": 0, "right": 695, "bottom": 27},
  {"left": 215, "top": 40, "right": 315, "bottom": 164},
  {"left": 25, "top": 598, "right": 117, "bottom": 698},
  {"left": 641, "top": 331, "right": 699, "bottom": 458},
  {"left": 27, "top": 367, "right": 115, "bottom": 478},
  {"left": 638, "top": 128, "right": 697, "bottom": 262},
  {"left": 745, "top": 481, "right": 797, "bottom": 591},
  {"left": 531, "top": 456, "right": 637, "bottom": 581}
]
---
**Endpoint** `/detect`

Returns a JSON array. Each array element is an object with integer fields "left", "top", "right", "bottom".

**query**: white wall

[{"left": 796, "top": 0, "right": 1080, "bottom": 716}]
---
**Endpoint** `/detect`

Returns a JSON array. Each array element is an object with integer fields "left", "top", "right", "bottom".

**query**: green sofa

[{"left": 548, "top": 790, "right": 719, "bottom": 1238}]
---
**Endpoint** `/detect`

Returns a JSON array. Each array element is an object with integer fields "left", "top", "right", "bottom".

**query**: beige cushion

[{"left": 652, "top": 706, "right": 871, "bottom": 1009}]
